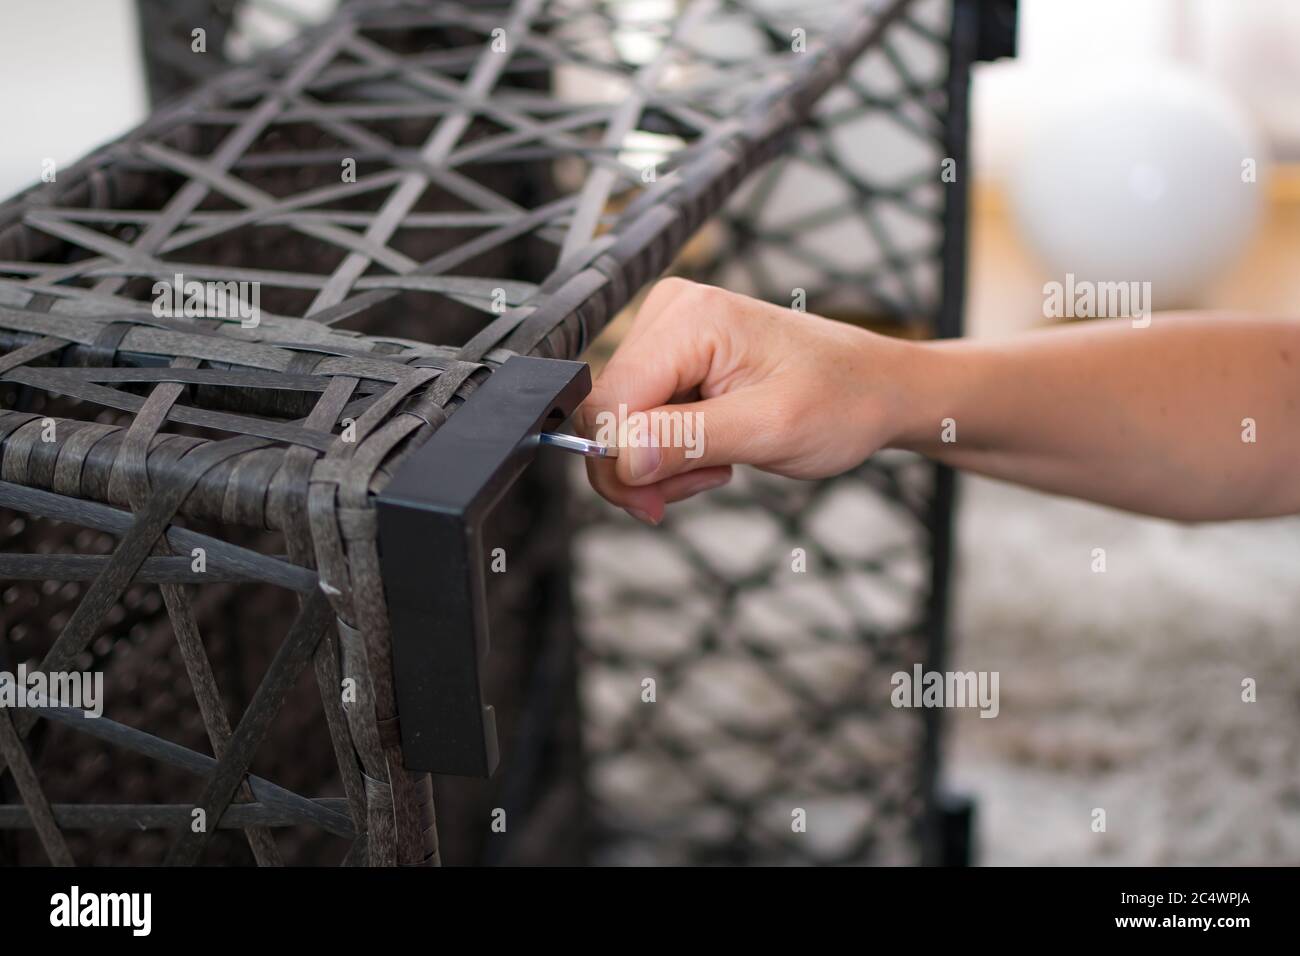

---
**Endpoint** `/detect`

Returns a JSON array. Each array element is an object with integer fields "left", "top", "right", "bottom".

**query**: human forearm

[{"left": 890, "top": 315, "right": 1300, "bottom": 520}]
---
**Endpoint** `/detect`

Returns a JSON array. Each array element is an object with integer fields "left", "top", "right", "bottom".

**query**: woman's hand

[
  {"left": 579, "top": 280, "right": 1300, "bottom": 524},
  {"left": 576, "top": 277, "right": 918, "bottom": 524}
]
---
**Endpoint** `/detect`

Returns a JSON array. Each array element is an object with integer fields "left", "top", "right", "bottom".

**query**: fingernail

[
  {"left": 624, "top": 506, "right": 660, "bottom": 526},
  {"left": 627, "top": 444, "right": 662, "bottom": 481}
]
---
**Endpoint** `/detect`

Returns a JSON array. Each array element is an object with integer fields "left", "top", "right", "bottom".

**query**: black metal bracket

[
  {"left": 376, "top": 355, "right": 591, "bottom": 776},
  {"left": 974, "top": 0, "right": 1018, "bottom": 62}
]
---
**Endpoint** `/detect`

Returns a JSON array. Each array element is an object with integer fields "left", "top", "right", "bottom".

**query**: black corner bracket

[{"left": 376, "top": 355, "right": 591, "bottom": 776}]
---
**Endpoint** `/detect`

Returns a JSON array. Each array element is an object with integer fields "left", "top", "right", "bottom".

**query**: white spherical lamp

[{"left": 1007, "top": 66, "right": 1265, "bottom": 309}]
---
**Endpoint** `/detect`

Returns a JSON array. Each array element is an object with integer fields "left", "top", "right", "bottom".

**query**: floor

[{"left": 949, "top": 476, "right": 1300, "bottom": 864}]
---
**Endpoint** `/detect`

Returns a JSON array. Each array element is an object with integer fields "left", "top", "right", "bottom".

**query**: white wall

[{"left": 0, "top": 0, "right": 147, "bottom": 199}]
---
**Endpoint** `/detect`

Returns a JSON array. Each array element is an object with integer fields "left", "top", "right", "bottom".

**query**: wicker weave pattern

[
  {"left": 573, "top": 0, "right": 965, "bottom": 865},
  {"left": 0, "top": 0, "right": 910, "bottom": 864}
]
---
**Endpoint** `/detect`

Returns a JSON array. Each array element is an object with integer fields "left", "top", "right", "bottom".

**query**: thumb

[{"left": 609, "top": 391, "right": 756, "bottom": 486}]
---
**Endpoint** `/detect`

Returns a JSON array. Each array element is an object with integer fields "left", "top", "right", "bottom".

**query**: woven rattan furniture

[{"left": 0, "top": 0, "right": 1012, "bottom": 865}]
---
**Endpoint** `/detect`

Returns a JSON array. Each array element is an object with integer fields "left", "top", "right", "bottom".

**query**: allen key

[{"left": 537, "top": 431, "right": 619, "bottom": 458}]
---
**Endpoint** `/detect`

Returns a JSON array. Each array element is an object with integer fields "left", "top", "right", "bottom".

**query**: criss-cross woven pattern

[
  {"left": 573, "top": 0, "right": 966, "bottom": 864},
  {"left": 576, "top": 456, "right": 940, "bottom": 864},
  {"left": 0, "top": 0, "right": 919, "bottom": 864}
]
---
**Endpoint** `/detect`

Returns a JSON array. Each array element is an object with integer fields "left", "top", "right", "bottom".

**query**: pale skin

[{"left": 577, "top": 277, "right": 1300, "bottom": 525}]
